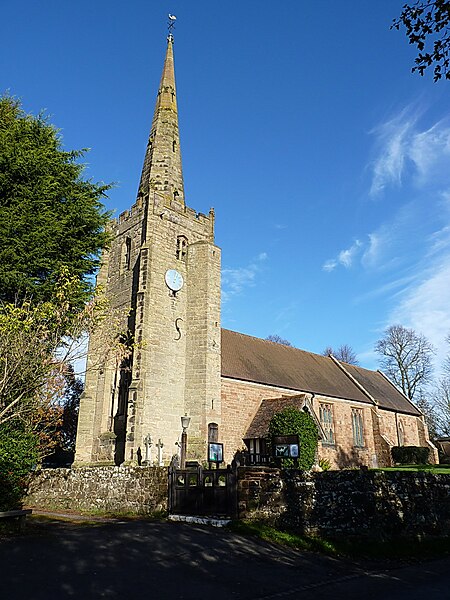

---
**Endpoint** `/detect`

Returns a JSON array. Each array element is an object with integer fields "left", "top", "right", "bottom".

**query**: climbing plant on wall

[{"left": 268, "top": 406, "right": 318, "bottom": 470}]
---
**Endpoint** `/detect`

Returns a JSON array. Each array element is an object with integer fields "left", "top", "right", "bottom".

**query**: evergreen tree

[{"left": 0, "top": 95, "right": 111, "bottom": 308}]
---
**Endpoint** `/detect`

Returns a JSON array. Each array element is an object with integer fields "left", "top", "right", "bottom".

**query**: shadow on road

[{"left": 1, "top": 518, "right": 450, "bottom": 599}]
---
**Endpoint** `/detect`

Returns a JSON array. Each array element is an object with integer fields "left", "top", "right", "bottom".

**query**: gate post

[
  {"left": 167, "top": 465, "right": 173, "bottom": 514},
  {"left": 228, "top": 463, "right": 238, "bottom": 520}
]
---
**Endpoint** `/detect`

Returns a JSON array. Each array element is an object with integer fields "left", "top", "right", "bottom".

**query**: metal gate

[{"left": 168, "top": 464, "right": 237, "bottom": 518}]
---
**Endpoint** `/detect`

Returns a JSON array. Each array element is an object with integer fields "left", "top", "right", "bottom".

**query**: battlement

[
  {"left": 184, "top": 205, "right": 215, "bottom": 226},
  {"left": 117, "top": 196, "right": 145, "bottom": 224}
]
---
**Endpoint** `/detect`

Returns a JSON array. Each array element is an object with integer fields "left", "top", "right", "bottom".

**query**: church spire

[{"left": 138, "top": 32, "right": 185, "bottom": 204}]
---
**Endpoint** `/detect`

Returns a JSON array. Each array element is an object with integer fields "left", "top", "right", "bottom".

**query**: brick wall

[
  {"left": 315, "top": 399, "right": 377, "bottom": 468},
  {"left": 220, "top": 377, "right": 435, "bottom": 468},
  {"left": 238, "top": 467, "right": 450, "bottom": 538},
  {"left": 220, "top": 378, "right": 301, "bottom": 463}
]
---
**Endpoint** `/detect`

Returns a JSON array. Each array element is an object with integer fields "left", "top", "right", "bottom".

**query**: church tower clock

[{"left": 74, "top": 31, "right": 221, "bottom": 466}]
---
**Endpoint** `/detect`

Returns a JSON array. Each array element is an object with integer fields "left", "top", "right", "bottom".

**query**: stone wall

[
  {"left": 238, "top": 467, "right": 450, "bottom": 539},
  {"left": 26, "top": 466, "right": 168, "bottom": 516}
]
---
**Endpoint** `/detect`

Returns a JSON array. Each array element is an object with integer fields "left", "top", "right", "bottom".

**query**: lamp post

[{"left": 180, "top": 414, "right": 191, "bottom": 469}]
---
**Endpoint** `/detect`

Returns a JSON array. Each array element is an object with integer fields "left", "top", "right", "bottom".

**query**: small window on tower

[
  {"left": 121, "top": 237, "right": 132, "bottom": 272},
  {"left": 172, "top": 140, "right": 177, "bottom": 152},
  {"left": 176, "top": 236, "right": 188, "bottom": 261}
]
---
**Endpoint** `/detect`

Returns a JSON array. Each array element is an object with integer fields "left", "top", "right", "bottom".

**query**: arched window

[
  {"left": 208, "top": 422, "right": 219, "bottom": 443},
  {"left": 176, "top": 235, "right": 188, "bottom": 261},
  {"left": 319, "top": 403, "right": 335, "bottom": 445}
]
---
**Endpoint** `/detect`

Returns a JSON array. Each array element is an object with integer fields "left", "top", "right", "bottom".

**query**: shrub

[
  {"left": 268, "top": 406, "right": 318, "bottom": 470},
  {"left": 0, "top": 423, "right": 39, "bottom": 510},
  {"left": 318, "top": 458, "right": 332, "bottom": 471},
  {"left": 391, "top": 445, "right": 430, "bottom": 465}
]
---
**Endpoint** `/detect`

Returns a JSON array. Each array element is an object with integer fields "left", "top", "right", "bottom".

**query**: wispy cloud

[
  {"left": 322, "top": 240, "right": 362, "bottom": 272},
  {"left": 325, "top": 105, "right": 450, "bottom": 372},
  {"left": 427, "top": 225, "right": 450, "bottom": 257},
  {"left": 222, "top": 252, "right": 268, "bottom": 303},
  {"left": 369, "top": 108, "right": 417, "bottom": 196},
  {"left": 273, "top": 300, "right": 299, "bottom": 333},
  {"left": 369, "top": 107, "right": 450, "bottom": 196},
  {"left": 387, "top": 252, "right": 450, "bottom": 372},
  {"left": 355, "top": 274, "right": 418, "bottom": 305},
  {"left": 361, "top": 232, "right": 384, "bottom": 269}
]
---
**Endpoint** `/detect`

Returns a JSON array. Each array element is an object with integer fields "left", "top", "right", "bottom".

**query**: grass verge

[
  {"left": 229, "top": 520, "right": 450, "bottom": 561},
  {"left": 229, "top": 521, "right": 339, "bottom": 556},
  {"left": 374, "top": 464, "right": 450, "bottom": 474}
]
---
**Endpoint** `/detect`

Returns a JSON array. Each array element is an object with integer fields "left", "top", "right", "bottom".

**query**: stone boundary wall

[
  {"left": 26, "top": 466, "right": 168, "bottom": 515},
  {"left": 238, "top": 467, "right": 450, "bottom": 539}
]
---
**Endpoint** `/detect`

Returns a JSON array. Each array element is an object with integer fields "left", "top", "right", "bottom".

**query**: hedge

[{"left": 391, "top": 445, "right": 430, "bottom": 465}]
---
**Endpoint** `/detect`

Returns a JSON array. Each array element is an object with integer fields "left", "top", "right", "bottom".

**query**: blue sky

[{"left": 2, "top": 1, "right": 450, "bottom": 373}]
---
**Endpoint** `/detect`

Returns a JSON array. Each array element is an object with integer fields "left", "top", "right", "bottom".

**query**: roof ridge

[{"left": 221, "top": 328, "right": 335, "bottom": 361}]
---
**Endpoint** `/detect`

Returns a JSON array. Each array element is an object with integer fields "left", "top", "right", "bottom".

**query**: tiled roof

[
  {"left": 245, "top": 395, "right": 307, "bottom": 439},
  {"left": 342, "top": 364, "right": 421, "bottom": 416},
  {"left": 221, "top": 329, "right": 422, "bottom": 416},
  {"left": 221, "top": 329, "right": 369, "bottom": 402}
]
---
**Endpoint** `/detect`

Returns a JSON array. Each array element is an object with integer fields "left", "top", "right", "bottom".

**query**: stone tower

[{"left": 74, "top": 34, "right": 222, "bottom": 466}]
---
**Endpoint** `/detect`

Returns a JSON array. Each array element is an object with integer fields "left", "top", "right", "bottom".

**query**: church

[{"left": 74, "top": 32, "right": 437, "bottom": 470}]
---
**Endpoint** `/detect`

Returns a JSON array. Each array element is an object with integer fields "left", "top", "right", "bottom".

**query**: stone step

[{"left": 168, "top": 514, "right": 231, "bottom": 527}]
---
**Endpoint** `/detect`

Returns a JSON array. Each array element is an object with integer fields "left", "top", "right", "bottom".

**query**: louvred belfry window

[{"left": 176, "top": 235, "right": 188, "bottom": 261}]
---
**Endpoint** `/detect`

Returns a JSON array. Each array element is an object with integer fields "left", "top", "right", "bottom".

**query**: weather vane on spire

[{"left": 168, "top": 14, "right": 176, "bottom": 41}]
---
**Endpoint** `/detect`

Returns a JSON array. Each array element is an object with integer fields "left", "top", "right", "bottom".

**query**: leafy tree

[
  {"left": 268, "top": 406, "right": 318, "bottom": 470},
  {"left": 322, "top": 344, "right": 359, "bottom": 365},
  {"left": 375, "top": 325, "right": 434, "bottom": 400},
  {"left": 0, "top": 269, "right": 129, "bottom": 458},
  {"left": 266, "top": 334, "right": 293, "bottom": 347},
  {"left": 392, "top": 1, "right": 450, "bottom": 81},
  {"left": 0, "top": 95, "right": 111, "bottom": 309}
]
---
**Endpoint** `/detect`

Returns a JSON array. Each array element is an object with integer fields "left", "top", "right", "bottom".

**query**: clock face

[{"left": 165, "top": 269, "right": 184, "bottom": 292}]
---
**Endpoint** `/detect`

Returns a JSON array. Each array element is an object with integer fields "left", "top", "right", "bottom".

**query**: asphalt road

[{"left": 1, "top": 518, "right": 450, "bottom": 599}]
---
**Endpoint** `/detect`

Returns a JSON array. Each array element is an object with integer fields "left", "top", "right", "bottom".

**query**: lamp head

[{"left": 181, "top": 414, "right": 191, "bottom": 431}]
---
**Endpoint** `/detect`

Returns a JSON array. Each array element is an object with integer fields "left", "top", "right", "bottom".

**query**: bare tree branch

[
  {"left": 322, "top": 344, "right": 359, "bottom": 365},
  {"left": 375, "top": 324, "right": 434, "bottom": 399}
]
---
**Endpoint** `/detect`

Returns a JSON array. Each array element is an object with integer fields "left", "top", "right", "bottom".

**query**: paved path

[{"left": 1, "top": 517, "right": 450, "bottom": 599}]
